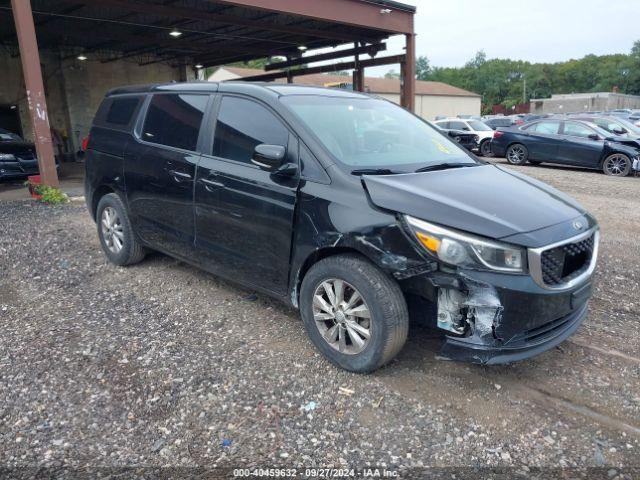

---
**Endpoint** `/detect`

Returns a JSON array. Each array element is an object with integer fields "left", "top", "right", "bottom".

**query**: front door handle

[{"left": 169, "top": 170, "right": 192, "bottom": 182}]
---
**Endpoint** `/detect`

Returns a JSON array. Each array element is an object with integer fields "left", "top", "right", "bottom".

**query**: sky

[{"left": 363, "top": 0, "right": 639, "bottom": 77}]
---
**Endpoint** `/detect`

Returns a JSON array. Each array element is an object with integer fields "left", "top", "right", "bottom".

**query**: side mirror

[
  {"left": 252, "top": 144, "right": 286, "bottom": 171},
  {"left": 613, "top": 128, "right": 626, "bottom": 135},
  {"left": 588, "top": 133, "right": 600, "bottom": 141}
]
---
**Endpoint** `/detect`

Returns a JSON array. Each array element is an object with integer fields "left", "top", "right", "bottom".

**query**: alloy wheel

[
  {"left": 604, "top": 155, "right": 629, "bottom": 176},
  {"left": 312, "top": 279, "right": 372, "bottom": 355},
  {"left": 507, "top": 146, "right": 525, "bottom": 164},
  {"left": 101, "top": 206, "right": 124, "bottom": 254}
]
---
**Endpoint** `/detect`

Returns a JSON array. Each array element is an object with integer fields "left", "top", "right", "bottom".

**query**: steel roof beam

[{"left": 87, "top": 0, "right": 379, "bottom": 43}]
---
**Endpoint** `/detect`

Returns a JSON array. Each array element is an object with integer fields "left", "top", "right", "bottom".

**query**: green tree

[
  {"left": 416, "top": 56, "right": 431, "bottom": 80},
  {"left": 422, "top": 42, "right": 640, "bottom": 112},
  {"left": 384, "top": 69, "right": 400, "bottom": 79}
]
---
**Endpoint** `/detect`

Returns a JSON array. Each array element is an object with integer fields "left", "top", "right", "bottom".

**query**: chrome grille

[
  {"left": 528, "top": 228, "right": 599, "bottom": 291},
  {"left": 541, "top": 234, "right": 595, "bottom": 285}
]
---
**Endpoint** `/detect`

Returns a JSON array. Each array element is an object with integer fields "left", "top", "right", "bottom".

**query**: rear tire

[
  {"left": 480, "top": 139, "right": 493, "bottom": 157},
  {"left": 602, "top": 153, "right": 631, "bottom": 177},
  {"left": 300, "top": 254, "right": 408, "bottom": 373},
  {"left": 506, "top": 143, "right": 529, "bottom": 165},
  {"left": 96, "top": 193, "right": 146, "bottom": 266}
]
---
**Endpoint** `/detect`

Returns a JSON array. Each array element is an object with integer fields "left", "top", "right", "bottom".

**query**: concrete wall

[
  {"left": 60, "top": 58, "right": 183, "bottom": 151},
  {"left": 0, "top": 49, "right": 185, "bottom": 152},
  {"left": 530, "top": 92, "right": 640, "bottom": 114}
]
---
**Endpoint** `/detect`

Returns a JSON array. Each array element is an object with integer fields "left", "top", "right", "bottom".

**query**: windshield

[
  {"left": 584, "top": 123, "right": 617, "bottom": 138},
  {"left": 281, "top": 95, "right": 476, "bottom": 172},
  {"left": 468, "top": 120, "right": 492, "bottom": 131},
  {"left": 611, "top": 117, "right": 640, "bottom": 135}
]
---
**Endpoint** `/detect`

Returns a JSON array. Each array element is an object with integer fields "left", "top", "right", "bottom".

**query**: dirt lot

[{"left": 0, "top": 160, "right": 639, "bottom": 478}]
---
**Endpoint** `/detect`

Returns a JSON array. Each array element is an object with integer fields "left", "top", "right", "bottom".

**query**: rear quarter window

[
  {"left": 106, "top": 98, "right": 140, "bottom": 125},
  {"left": 94, "top": 95, "right": 143, "bottom": 131}
]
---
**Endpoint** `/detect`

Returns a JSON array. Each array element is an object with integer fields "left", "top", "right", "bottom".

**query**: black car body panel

[
  {"left": 0, "top": 137, "right": 39, "bottom": 179},
  {"left": 363, "top": 164, "right": 585, "bottom": 240},
  {"left": 491, "top": 119, "right": 640, "bottom": 171},
  {"left": 85, "top": 82, "right": 600, "bottom": 366}
]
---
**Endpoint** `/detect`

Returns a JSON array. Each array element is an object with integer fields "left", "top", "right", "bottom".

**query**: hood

[
  {"left": 0, "top": 141, "right": 36, "bottom": 155},
  {"left": 606, "top": 137, "right": 640, "bottom": 152},
  {"left": 363, "top": 164, "right": 586, "bottom": 240}
]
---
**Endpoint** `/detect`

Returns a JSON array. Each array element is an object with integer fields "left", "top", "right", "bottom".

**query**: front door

[
  {"left": 125, "top": 93, "right": 209, "bottom": 258},
  {"left": 194, "top": 95, "right": 298, "bottom": 295},
  {"left": 558, "top": 121, "right": 605, "bottom": 167}
]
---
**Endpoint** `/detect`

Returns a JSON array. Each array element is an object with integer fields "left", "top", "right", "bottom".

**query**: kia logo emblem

[{"left": 573, "top": 220, "right": 584, "bottom": 230}]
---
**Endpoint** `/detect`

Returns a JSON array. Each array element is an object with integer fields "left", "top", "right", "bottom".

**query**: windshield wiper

[
  {"left": 414, "top": 163, "right": 477, "bottom": 173},
  {"left": 351, "top": 168, "right": 403, "bottom": 176}
]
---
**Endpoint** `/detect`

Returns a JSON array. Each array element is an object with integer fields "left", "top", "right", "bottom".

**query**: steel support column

[
  {"left": 401, "top": 33, "right": 416, "bottom": 113},
  {"left": 11, "top": 0, "right": 58, "bottom": 186},
  {"left": 352, "top": 43, "right": 360, "bottom": 92}
]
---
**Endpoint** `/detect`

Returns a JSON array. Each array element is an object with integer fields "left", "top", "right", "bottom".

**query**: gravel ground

[{"left": 0, "top": 160, "right": 639, "bottom": 479}]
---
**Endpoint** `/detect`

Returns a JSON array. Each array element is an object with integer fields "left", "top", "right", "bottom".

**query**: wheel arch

[
  {"left": 599, "top": 150, "right": 631, "bottom": 168},
  {"left": 90, "top": 185, "right": 128, "bottom": 221},
  {"left": 506, "top": 141, "right": 527, "bottom": 151},
  {"left": 90, "top": 185, "right": 116, "bottom": 220},
  {"left": 291, "top": 246, "right": 372, "bottom": 308}
]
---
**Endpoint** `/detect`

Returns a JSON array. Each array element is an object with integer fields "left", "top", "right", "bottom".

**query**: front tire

[
  {"left": 300, "top": 254, "right": 409, "bottom": 373},
  {"left": 506, "top": 143, "right": 529, "bottom": 165},
  {"left": 96, "top": 193, "right": 146, "bottom": 266},
  {"left": 602, "top": 153, "right": 631, "bottom": 177},
  {"left": 480, "top": 139, "right": 493, "bottom": 157}
]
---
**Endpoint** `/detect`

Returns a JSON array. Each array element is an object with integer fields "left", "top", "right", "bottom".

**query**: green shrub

[{"left": 28, "top": 183, "right": 69, "bottom": 205}]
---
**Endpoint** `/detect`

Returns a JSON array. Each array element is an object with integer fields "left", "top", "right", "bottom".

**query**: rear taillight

[
  {"left": 81, "top": 136, "right": 90, "bottom": 151},
  {"left": 493, "top": 131, "right": 504, "bottom": 139}
]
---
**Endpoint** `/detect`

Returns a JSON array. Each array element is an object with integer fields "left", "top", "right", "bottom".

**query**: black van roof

[{"left": 106, "top": 81, "right": 371, "bottom": 99}]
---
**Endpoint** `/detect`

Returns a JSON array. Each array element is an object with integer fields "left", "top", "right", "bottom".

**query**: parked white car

[{"left": 434, "top": 118, "right": 495, "bottom": 156}]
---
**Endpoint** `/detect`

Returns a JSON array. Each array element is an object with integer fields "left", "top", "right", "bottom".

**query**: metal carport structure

[{"left": 3, "top": 0, "right": 416, "bottom": 186}]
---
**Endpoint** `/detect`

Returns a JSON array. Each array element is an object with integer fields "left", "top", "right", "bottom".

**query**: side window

[
  {"left": 213, "top": 96, "right": 289, "bottom": 164},
  {"left": 106, "top": 98, "right": 140, "bottom": 125},
  {"left": 530, "top": 121, "right": 560, "bottom": 134},
  {"left": 94, "top": 95, "right": 142, "bottom": 131},
  {"left": 142, "top": 94, "right": 208, "bottom": 151},
  {"left": 564, "top": 122, "right": 595, "bottom": 138},
  {"left": 435, "top": 121, "right": 449, "bottom": 129}
]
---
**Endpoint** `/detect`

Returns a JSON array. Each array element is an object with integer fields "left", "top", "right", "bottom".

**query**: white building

[{"left": 209, "top": 66, "right": 481, "bottom": 120}]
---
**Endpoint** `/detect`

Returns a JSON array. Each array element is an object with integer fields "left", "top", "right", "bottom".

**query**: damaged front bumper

[
  {"left": 403, "top": 268, "right": 593, "bottom": 365},
  {"left": 440, "top": 302, "right": 588, "bottom": 364}
]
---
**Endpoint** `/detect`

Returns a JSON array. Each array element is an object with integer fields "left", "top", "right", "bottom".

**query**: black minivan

[{"left": 85, "top": 82, "right": 599, "bottom": 372}]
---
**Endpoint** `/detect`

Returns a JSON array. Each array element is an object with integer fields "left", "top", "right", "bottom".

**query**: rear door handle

[
  {"left": 169, "top": 170, "right": 192, "bottom": 182},
  {"left": 200, "top": 177, "right": 224, "bottom": 192}
]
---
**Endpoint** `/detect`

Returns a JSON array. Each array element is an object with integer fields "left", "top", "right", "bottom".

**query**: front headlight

[
  {"left": 0, "top": 153, "right": 16, "bottom": 161},
  {"left": 405, "top": 215, "right": 527, "bottom": 273}
]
